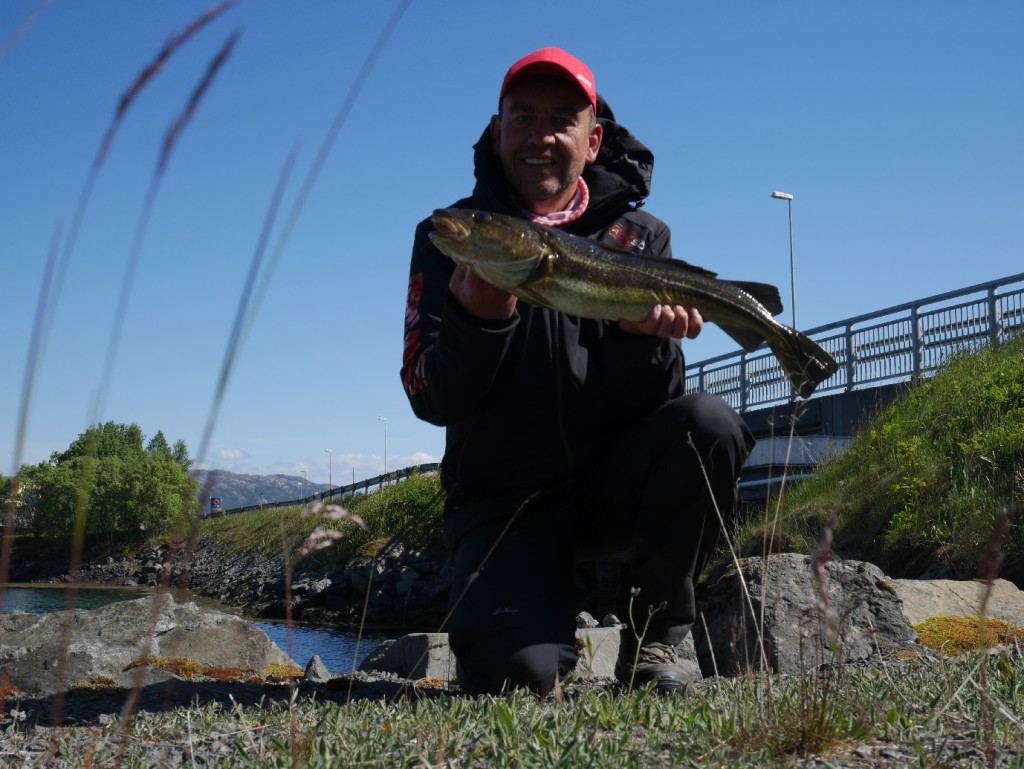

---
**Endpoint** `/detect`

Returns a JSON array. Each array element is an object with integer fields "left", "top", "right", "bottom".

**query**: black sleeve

[{"left": 400, "top": 217, "right": 519, "bottom": 426}]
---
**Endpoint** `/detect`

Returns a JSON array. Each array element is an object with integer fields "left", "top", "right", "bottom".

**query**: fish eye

[{"left": 472, "top": 212, "right": 490, "bottom": 224}]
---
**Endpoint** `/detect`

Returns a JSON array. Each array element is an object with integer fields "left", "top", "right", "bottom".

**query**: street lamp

[
  {"left": 301, "top": 469, "right": 307, "bottom": 483},
  {"left": 770, "top": 191, "right": 797, "bottom": 330},
  {"left": 324, "top": 449, "right": 332, "bottom": 497},
  {"left": 378, "top": 415, "right": 388, "bottom": 485}
]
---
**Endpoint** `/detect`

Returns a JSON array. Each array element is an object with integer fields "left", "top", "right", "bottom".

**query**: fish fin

[
  {"left": 720, "top": 325, "right": 768, "bottom": 353},
  {"left": 768, "top": 330, "right": 840, "bottom": 398},
  {"left": 725, "top": 281, "right": 785, "bottom": 316},
  {"left": 674, "top": 259, "right": 718, "bottom": 279},
  {"left": 619, "top": 252, "right": 719, "bottom": 279}
]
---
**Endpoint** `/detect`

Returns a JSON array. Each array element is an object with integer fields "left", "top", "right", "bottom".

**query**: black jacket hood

[{"left": 470, "top": 94, "right": 655, "bottom": 222}]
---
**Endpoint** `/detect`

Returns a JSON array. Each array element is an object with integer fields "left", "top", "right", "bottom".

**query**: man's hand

[
  {"left": 449, "top": 265, "right": 517, "bottom": 320},
  {"left": 618, "top": 304, "right": 703, "bottom": 340}
]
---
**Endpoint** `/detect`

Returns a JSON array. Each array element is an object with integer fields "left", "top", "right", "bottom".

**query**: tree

[
  {"left": 146, "top": 430, "right": 172, "bottom": 457},
  {"left": 22, "top": 459, "right": 85, "bottom": 538},
  {"left": 56, "top": 421, "right": 145, "bottom": 464},
  {"left": 24, "top": 422, "right": 198, "bottom": 538},
  {"left": 171, "top": 439, "right": 192, "bottom": 472}
]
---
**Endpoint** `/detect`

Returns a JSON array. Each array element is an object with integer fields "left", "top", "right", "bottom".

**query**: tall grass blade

[
  {"left": 3, "top": 2, "right": 236, "bottom": 601},
  {"left": 48, "top": 26, "right": 239, "bottom": 734},
  {"left": 240, "top": 0, "right": 415, "bottom": 352},
  {"left": 42, "top": 2, "right": 235, "bottom": 390},
  {"left": 93, "top": 30, "right": 241, "bottom": 422},
  {"left": 0, "top": 225, "right": 60, "bottom": 590},
  {"left": 687, "top": 432, "right": 770, "bottom": 672},
  {"left": 0, "top": 0, "right": 53, "bottom": 61}
]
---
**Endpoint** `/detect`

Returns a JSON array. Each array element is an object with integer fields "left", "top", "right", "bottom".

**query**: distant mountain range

[{"left": 192, "top": 470, "right": 328, "bottom": 512}]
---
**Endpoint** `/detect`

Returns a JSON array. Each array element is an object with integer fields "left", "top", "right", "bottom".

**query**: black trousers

[{"left": 446, "top": 393, "right": 755, "bottom": 695}]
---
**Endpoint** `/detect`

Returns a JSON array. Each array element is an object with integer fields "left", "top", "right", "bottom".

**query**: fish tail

[{"left": 769, "top": 330, "right": 840, "bottom": 398}]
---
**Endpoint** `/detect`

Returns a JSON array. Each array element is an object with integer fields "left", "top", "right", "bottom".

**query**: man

[{"left": 401, "top": 47, "right": 754, "bottom": 695}]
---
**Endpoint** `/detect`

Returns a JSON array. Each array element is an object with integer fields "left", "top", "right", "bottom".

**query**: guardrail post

[
  {"left": 843, "top": 323, "right": 854, "bottom": 392},
  {"left": 910, "top": 305, "right": 922, "bottom": 380},
  {"left": 739, "top": 352, "right": 749, "bottom": 411},
  {"left": 988, "top": 286, "right": 1000, "bottom": 346}
]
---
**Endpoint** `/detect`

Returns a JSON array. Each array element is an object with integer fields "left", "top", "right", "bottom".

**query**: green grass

[
  {"left": 17, "top": 649, "right": 1024, "bottom": 767},
  {"left": 198, "top": 472, "right": 446, "bottom": 567},
  {"left": 731, "top": 332, "right": 1024, "bottom": 583}
]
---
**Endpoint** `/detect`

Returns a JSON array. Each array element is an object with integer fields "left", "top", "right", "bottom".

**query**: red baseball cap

[{"left": 499, "top": 47, "right": 597, "bottom": 113}]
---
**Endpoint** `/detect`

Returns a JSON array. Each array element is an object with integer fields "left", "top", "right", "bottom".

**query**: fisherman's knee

[
  {"left": 666, "top": 393, "right": 754, "bottom": 467},
  {"left": 454, "top": 637, "right": 576, "bottom": 696}
]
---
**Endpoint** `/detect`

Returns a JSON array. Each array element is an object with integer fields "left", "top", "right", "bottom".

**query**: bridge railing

[
  {"left": 218, "top": 462, "right": 440, "bottom": 517},
  {"left": 686, "top": 272, "right": 1024, "bottom": 413}
]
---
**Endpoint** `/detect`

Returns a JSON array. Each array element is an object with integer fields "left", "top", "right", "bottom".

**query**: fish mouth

[{"left": 430, "top": 209, "right": 470, "bottom": 241}]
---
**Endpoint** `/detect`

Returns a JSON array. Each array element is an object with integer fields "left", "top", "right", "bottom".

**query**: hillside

[{"left": 192, "top": 470, "right": 328, "bottom": 511}]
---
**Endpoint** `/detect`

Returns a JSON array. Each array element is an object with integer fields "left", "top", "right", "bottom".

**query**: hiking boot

[{"left": 615, "top": 640, "right": 701, "bottom": 694}]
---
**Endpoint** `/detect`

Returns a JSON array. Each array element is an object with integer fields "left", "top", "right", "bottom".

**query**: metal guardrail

[
  {"left": 218, "top": 462, "right": 440, "bottom": 517},
  {"left": 686, "top": 272, "right": 1024, "bottom": 413}
]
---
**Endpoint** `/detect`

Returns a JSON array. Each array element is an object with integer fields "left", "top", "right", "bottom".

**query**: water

[
  {"left": 0, "top": 585, "right": 378, "bottom": 671},
  {"left": 0, "top": 584, "right": 150, "bottom": 613},
  {"left": 251, "top": 621, "right": 378, "bottom": 672}
]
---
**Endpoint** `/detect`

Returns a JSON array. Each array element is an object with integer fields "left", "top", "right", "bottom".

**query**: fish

[{"left": 428, "top": 208, "right": 839, "bottom": 398}]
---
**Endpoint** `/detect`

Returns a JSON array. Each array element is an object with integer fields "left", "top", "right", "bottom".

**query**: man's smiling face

[{"left": 491, "top": 75, "right": 602, "bottom": 216}]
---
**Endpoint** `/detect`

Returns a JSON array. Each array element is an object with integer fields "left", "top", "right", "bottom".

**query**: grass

[
  {"left": 729, "top": 331, "right": 1024, "bottom": 583},
  {"left": 6, "top": 648, "right": 1022, "bottom": 767},
  {"left": 197, "top": 471, "right": 445, "bottom": 566}
]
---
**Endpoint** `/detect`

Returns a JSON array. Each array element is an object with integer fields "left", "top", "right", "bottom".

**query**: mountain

[{"left": 192, "top": 470, "right": 329, "bottom": 512}]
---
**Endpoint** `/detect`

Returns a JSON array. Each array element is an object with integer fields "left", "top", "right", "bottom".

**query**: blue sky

[{"left": 2, "top": 1, "right": 1022, "bottom": 486}]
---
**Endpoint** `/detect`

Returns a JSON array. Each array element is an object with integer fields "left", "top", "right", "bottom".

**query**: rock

[
  {"left": 359, "top": 633, "right": 455, "bottom": 680},
  {"left": 394, "top": 568, "right": 419, "bottom": 595},
  {"left": 889, "top": 577, "right": 1024, "bottom": 627},
  {"left": 0, "top": 594, "right": 293, "bottom": 697},
  {"left": 694, "top": 553, "right": 917, "bottom": 676},
  {"left": 303, "top": 654, "right": 333, "bottom": 683}
]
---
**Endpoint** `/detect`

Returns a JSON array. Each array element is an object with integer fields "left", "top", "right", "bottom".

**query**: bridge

[{"left": 685, "top": 272, "right": 1024, "bottom": 502}]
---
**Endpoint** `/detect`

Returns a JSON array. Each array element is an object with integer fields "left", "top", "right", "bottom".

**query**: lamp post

[
  {"left": 378, "top": 415, "right": 388, "bottom": 485},
  {"left": 301, "top": 469, "right": 306, "bottom": 483},
  {"left": 324, "top": 449, "right": 332, "bottom": 498},
  {"left": 770, "top": 191, "right": 797, "bottom": 330}
]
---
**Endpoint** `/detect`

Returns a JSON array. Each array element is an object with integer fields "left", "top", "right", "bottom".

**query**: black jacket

[{"left": 401, "top": 98, "right": 688, "bottom": 544}]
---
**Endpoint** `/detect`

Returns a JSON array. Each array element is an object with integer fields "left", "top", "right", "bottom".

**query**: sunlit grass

[
  {"left": 9, "top": 649, "right": 1022, "bottom": 767},
  {"left": 730, "top": 332, "right": 1024, "bottom": 581},
  {"left": 197, "top": 472, "right": 445, "bottom": 565}
]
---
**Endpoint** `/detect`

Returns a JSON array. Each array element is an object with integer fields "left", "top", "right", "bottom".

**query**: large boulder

[
  {"left": 0, "top": 594, "right": 292, "bottom": 696},
  {"left": 693, "top": 553, "right": 918, "bottom": 676}
]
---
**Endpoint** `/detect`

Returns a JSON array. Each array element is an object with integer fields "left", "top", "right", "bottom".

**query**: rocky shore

[{"left": 8, "top": 535, "right": 453, "bottom": 633}]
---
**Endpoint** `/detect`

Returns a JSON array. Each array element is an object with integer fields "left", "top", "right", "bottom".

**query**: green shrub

[{"left": 731, "top": 332, "right": 1024, "bottom": 581}]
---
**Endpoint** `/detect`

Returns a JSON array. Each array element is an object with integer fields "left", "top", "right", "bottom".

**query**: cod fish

[{"left": 429, "top": 208, "right": 839, "bottom": 398}]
